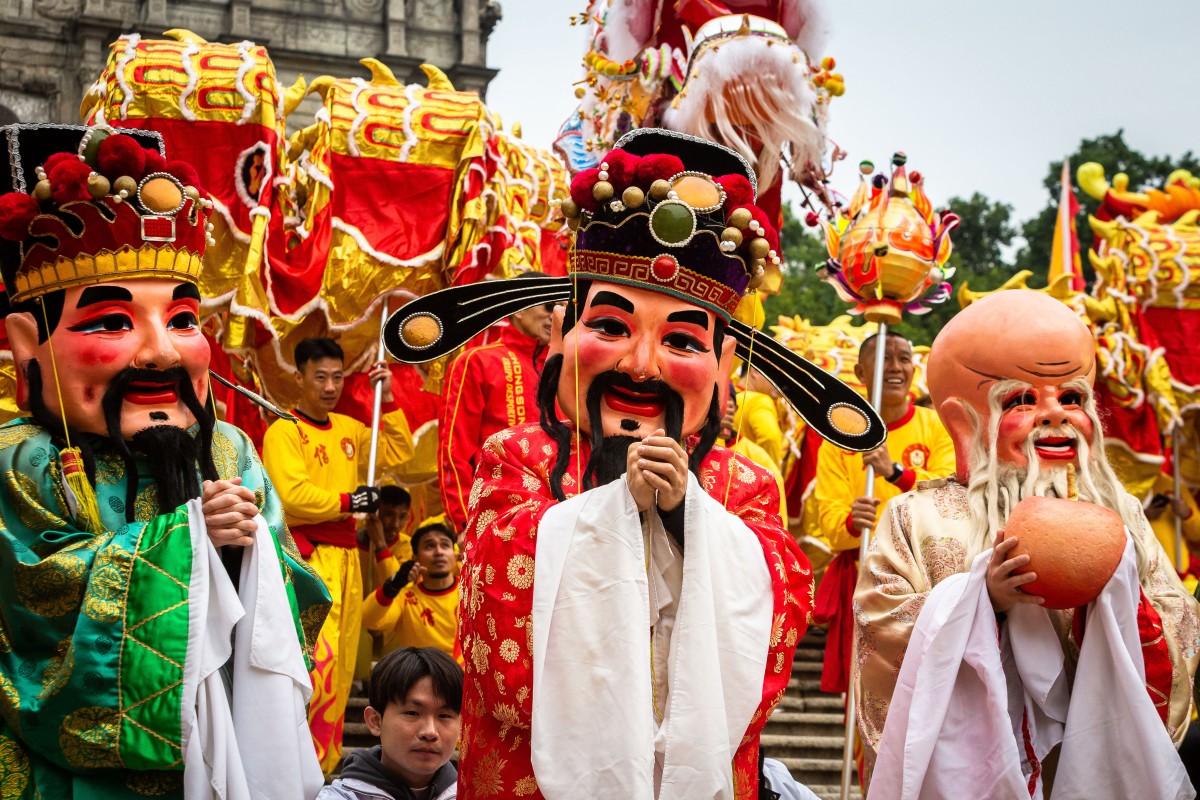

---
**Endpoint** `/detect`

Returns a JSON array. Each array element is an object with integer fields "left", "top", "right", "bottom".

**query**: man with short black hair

[
  {"left": 438, "top": 273, "right": 554, "bottom": 532},
  {"left": 364, "top": 519, "right": 460, "bottom": 661},
  {"left": 318, "top": 647, "right": 462, "bottom": 800},
  {"left": 263, "top": 335, "right": 415, "bottom": 774}
]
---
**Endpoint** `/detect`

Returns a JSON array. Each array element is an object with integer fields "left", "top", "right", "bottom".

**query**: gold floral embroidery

[
  {"left": 7, "top": 470, "right": 67, "bottom": 530},
  {"left": 506, "top": 554, "right": 534, "bottom": 590},
  {"left": 471, "top": 750, "right": 508, "bottom": 797},
  {"left": 60, "top": 706, "right": 120, "bottom": 769},
  {"left": 83, "top": 544, "right": 132, "bottom": 623},
  {"left": 134, "top": 483, "right": 160, "bottom": 522},
  {"left": 513, "top": 775, "right": 539, "bottom": 795},
  {"left": 0, "top": 729, "right": 29, "bottom": 798},
  {"left": 0, "top": 674, "right": 19, "bottom": 733},
  {"left": 14, "top": 551, "right": 87, "bottom": 618},
  {"left": 94, "top": 452, "right": 125, "bottom": 486},
  {"left": 471, "top": 637, "right": 492, "bottom": 674},
  {"left": 0, "top": 423, "right": 38, "bottom": 450},
  {"left": 125, "top": 770, "right": 183, "bottom": 796},
  {"left": 211, "top": 430, "right": 239, "bottom": 479},
  {"left": 499, "top": 639, "right": 519, "bottom": 662}
]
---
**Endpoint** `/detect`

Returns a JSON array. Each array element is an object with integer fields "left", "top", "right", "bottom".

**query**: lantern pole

[
  {"left": 839, "top": 318, "right": 888, "bottom": 800},
  {"left": 1174, "top": 426, "right": 1184, "bottom": 573},
  {"left": 367, "top": 297, "right": 390, "bottom": 488}
]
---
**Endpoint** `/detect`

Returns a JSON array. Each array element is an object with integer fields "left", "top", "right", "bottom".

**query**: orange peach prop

[{"left": 1007, "top": 496, "right": 1126, "bottom": 609}]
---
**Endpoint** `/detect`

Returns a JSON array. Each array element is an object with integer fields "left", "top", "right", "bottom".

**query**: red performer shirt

[
  {"left": 457, "top": 422, "right": 813, "bottom": 800},
  {"left": 438, "top": 324, "right": 544, "bottom": 532}
]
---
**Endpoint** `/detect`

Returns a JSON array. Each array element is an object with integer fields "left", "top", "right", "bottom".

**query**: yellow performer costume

[
  {"left": 262, "top": 408, "right": 412, "bottom": 773},
  {"left": 734, "top": 389, "right": 785, "bottom": 468},
  {"left": 815, "top": 404, "right": 954, "bottom": 553},
  {"left": 362, "top": 567, "right": 461, "bottom": 661}
]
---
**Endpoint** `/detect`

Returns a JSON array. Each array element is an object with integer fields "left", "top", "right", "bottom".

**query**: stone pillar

[{"left": 384, "top": 0, "right": 407, "bottom": 57}]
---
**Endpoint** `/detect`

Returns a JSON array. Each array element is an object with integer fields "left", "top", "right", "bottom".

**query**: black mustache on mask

[
  {"left": 584, "top": 371, "right": 684, "bottom": 438},
  {"left": 582, "top": 370, "right": 684, "bottom": 490},
  {"left": 101, "top": 365, "right": 217, "bottom": 522}
]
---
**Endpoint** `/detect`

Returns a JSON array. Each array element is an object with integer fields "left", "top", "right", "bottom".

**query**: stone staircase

[
  {"left": 337, "top": 628, "right": 862, "bottom": 799},
  {"left": 760, "top": 627, "right": 862, "bottom": 800}
]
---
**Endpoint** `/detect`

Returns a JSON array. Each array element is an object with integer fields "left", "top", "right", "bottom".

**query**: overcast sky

[{"left": 485, "top": 0, "right": 1200, "bottom": 230}]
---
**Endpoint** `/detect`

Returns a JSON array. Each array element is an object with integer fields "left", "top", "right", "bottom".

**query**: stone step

[
  {"left": 805, "top": 785, "right": 862, "bottom": 800},
  {"left": 791, "top": 659, "right": 823, "bottom": 674},
  {"left": 793, "top": 646, "right": 824, "bottom": 663},
  {"left": 761, "top": 733, "right": 845, "bottom": 759},
  {"left": 777, "top": 693, "right": 845, "bottom": 712},
  {"left": 765, "top": 711, "right": 846, "bottom": 737},
  {"left": 787, "top": 675, "right": 824, "bottom": 692}
]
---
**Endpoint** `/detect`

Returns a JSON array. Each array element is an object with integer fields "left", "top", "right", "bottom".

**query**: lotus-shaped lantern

[{"left": 817, "top": 153, "right": 958, "bottom": 324}]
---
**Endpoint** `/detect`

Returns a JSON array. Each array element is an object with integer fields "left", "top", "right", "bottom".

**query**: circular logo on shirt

[
  {"left": 341, "top": 437, "right": 356, "bottom": 459},
  {"left": 903, "top": 443, "right": 930, "bottom": 469}
]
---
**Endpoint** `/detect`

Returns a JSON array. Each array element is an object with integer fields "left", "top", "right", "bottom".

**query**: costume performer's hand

[
  {"left": 364, "top": 514, "right": 387, "bottom": 550},
  {"left": 987, "top": 530, "right": 1044, "bottom": 613},
  {"left": 202, "top": 477, "right": 258, "bottom": 548},
  {"left": 382, "top": 560, "right": 417, "bottom": 598},
  {"left": 861, "top": 443, "right": 892, "bottom": 475},
  {"left": 634, "top": 429, "right": 689, "bottom": 514},
  {"left": 851, "top": 495, "right": 881, "bottom": 533},
  {"left": 349, "top": 485, "right": 381, "bottom": 513},
  {"left": 369, "top": 362, "right": 395, "bottom": 403}
]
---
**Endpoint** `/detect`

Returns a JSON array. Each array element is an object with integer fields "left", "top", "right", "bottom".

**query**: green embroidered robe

[{"left": 0, "top": 418, "right": 331, "bottom": 799}]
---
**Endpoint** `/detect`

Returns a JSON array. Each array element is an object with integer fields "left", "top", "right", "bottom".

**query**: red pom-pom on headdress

[
  {"left": 636, "top": 154, "right": 685, "bottom": 185},
  {"left": 0, "top": 193, "right": 39, "bottom": 241},
  {"left": 599, "top": 149, "right": 640, "bottom": 192},
  {"left": 48, "top": 160, "right": 94, "bottom": 204},
  {"left": 570, "top": 167, "right": 601, "bottom": 213},
  {"left": 96, "top": 135, "right": 147, "bottom": 181},
  {"left": 164, "top": 160, "right": 202, "bottom": 193},
  {"left": 144, "top": 149, "right": 167, "bottom": 175},
  {"left": 716, "top": 175, "right": 754, "bottom": 210},
  {"left": 42, "top": 152, "right": 80, "bottom": 176}
]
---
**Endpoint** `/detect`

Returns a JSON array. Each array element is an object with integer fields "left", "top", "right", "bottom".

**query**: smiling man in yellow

[{"left": 263, "top": 336, "right": 414, "bottom": 774}]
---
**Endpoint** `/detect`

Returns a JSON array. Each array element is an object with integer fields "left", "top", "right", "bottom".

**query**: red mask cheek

[{"left": 996, "top": 413, "right": 1033, "bottom": 463}]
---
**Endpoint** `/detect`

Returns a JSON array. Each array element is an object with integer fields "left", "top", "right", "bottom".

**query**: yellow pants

[{"left": 305, "top": 544, "right": 363, "bottom": 775}]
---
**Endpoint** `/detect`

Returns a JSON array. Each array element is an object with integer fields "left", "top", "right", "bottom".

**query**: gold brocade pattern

[
  {"left": 512, "top": 775, "right": 538, "bottom": 795},
  {"left": 212, "top": 431, "right": 239, "bottom": 480},
  {"left": 84, "top": 544, "right": 133, "bottom": 624},
  {"left": 7, "top": 470, "right": 67, "bottom": 530},
  {"left": 134, "top": 484, "right": 160, "bottom": 522},
  {"left": 0, "top": 674, "right": 19, "bottom": 732},
  {"left": 506, "top": 555, "right": 534, "bottom": 590},
  {"left": 60, "top": 706, "right": 120, "bottom": 769},
  {"left": 94, "top": 453, "right": 126, "bottom": 486},
  {"left": 0, "top": 730, "right": 29, "bottom": 798},
  {"left": 125, "top": 770, "right": 183, "bottom": 796},
  {"left": 299, "top": 602, "right": 331, "bottom": 656},
  {"left": 37, "top": 639, "right": 74, "bottom": 701},
  {"left": 0, "top": 423, "right": 38, "bottom": 451},
  {"left": 13, "top": 551, "right": 87, "bottom": 618},
  {"left": 471, "top": 751, "right": 507, "bottom": 797},
  {"left": 0, "top": 619, "right": 10, "bottom": 654}
]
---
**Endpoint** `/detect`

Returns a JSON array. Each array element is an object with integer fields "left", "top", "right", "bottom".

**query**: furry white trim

[
  {"left": 115, "top": 34, "right": 141, "bottom": 120},
  {"left": 662, "top": 34, "right": 823, "bottom": 190},
  {"left": 235, "top": 41, "right": 259, "bottom": 125}
]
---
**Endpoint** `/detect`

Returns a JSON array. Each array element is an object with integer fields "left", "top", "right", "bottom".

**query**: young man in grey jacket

[{"left": 320, "top": 648, "right": 461, "bottom": 800}]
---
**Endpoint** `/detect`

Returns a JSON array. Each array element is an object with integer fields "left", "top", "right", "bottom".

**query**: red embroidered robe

[{"left": 457, "top": 422, "right": 813, "bottom": 799}]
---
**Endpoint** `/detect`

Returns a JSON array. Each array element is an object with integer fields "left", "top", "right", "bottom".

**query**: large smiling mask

[
  {"left": 0, "top": 125, "right": 214, "bottom": 440},
  {"left": 384, "top": 130, "right": 887, "bottom": 457},
  {"left": 927, "top": 291, "right": 1098, "bottom": 482}
]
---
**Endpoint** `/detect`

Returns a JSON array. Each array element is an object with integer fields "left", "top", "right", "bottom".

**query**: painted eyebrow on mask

[
  {"left": 173, "top": 283, "right": 202, "bottom": 302},
  {"left": 76, "top": 285, "right": 134, "bottom": 308},
  {"left": 666, "top": 310, "right": 709, "bottom": 329},
  {"left": 588, "top": 291, "right": 635, "bottom": 314}
]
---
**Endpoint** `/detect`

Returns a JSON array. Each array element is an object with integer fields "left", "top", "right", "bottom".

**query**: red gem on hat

[{"left": 651, "top": 254, "right": 679, "bottom": 282}]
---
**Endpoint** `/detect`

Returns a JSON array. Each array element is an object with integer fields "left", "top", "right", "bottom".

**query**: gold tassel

[
  {"left": 1066, "top": 463, "right": 1078, "bottom": 501},
  {"left": 60, "top": 447, "right": 103, "bottom": 533}
]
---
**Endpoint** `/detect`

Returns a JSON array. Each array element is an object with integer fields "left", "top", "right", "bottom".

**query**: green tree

[{"left": 1017, "top": 130, "right": 1200, "bottom": 277}]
